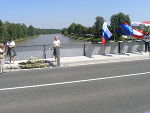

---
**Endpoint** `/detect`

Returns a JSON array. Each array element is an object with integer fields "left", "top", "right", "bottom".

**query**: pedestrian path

[
  {"left": 2, "top": 52, "right": 150, "bottom": 72},
  {"left": 60, "top": 52, "right": 150, "bottom": 66}
]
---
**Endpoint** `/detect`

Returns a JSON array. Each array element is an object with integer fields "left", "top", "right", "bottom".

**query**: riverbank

[
  {"left": 15, "top": 35, "right": 39, "bottom": 43},
  {"left": 65, "top": 34, "right": 143, "bottom": 43},
  {"left": 66, "top": 34, "right": 101, "bottom": 42}
]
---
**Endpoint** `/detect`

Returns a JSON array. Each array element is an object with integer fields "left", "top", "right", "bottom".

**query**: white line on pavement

[{"left": 1, "top": 71, "right": 150, "bottom": 91}]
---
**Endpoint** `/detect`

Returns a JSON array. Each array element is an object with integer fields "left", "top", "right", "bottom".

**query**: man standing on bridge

[{"left": 52, "top": 35, "right": 60, "bottom": 61}]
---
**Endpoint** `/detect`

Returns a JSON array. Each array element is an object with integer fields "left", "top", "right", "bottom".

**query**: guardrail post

[
  {"left": 118, "top": 41, "right": 121, "bottom": 54},
  {"left": 56, "top": 46, "right": 60, "bottom": 66},
  {"left": 83, "top": 43, "right": 86, "bottom": 56},
  {"left": 118, "top": 41, "right": 123, "bottom": 54},
  {"left": 43, "top": 45, "right": 46, "bottom": 59}
]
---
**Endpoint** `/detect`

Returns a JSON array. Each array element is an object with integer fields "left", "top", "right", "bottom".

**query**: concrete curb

[
  {"left": 61, "top": 53, "right": 150, "bottom": 66},
  {"left": 2, "top": 52, "right": 150, "bottom": 72}
]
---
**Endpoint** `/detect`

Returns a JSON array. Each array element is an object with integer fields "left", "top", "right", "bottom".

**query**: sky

[{"left": 0, "top": 0, "right": 150, "bottom": 29}]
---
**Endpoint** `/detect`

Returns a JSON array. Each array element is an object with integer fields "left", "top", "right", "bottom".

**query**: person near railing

[
  {"left": 144, "top": 37, "right": 150, "bottom": 53},
  {"left": 52, "top": 35, "right": 60, "bottom": 61},
  {"left": 0, "top": 43, "right": 5, "bottom": 74},
  {"left": 6, "top": 38, "right": 17, "bottom": 64}
]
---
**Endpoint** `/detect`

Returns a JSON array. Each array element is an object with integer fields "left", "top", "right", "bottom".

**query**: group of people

[
  {"left": 0, "top": 38, "right": 17, "bottom": 73},
  {"left": 0, "top": 38, "right": 17, "bottom": 64},
  {"left": 0, "top": 35, "right": 60, "bottom": 62},
  {"left": 0, "top": 35, "right": 60, "bottom": 73}
]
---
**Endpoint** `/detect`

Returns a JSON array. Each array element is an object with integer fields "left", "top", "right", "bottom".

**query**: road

[{"left": 0, "top": 59, "right": 150, "bottom": 113}]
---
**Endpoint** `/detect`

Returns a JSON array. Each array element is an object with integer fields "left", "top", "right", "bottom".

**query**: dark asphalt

[{"left": 0, "top": 59, "right": 150, "bottom": 113}]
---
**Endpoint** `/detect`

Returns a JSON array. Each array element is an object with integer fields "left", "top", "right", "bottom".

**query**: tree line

[
  {"left": 61, "top": 12, "right": 150, "bottom": 42},
  {"left": 0, "top": 20, "right": 61, "bottom": 43}
]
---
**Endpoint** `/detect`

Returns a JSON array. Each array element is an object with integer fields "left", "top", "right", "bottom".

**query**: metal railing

[{"left": 5, "top": 40, "right": 145, "bottom": 61}]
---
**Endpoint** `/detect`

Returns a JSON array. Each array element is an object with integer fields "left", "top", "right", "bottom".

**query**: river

[
  {"left": 13, "top": 34, "right": 85, "bottom": 60},
  {"left": 16, "top": 34, "right": 84, "bottom": 46}
]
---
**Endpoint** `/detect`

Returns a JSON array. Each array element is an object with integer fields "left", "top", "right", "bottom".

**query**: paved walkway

[
  {"left": 60, "top": 52, "right": 150, "bottom": 66},
  {"left": 2, "top": 52, "right": 150, "bottom": 72}
]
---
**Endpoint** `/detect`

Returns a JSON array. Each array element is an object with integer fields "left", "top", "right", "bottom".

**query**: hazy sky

[{"left": 0, "top": 0, "right": 150, "bottom": 29}]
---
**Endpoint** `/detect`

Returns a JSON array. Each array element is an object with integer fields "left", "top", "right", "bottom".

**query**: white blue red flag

[
  {"left": 119, "top": 22, "right": 145, "bottom": 38},
  {"left": 102, "top": 22, "right": 112, "bottom": 45},
  {"left": 119, "top": 22, "right": 133, "bottom": 36},
  {"left": 132, "top": 27, "right": 146, "bottom": 38}
]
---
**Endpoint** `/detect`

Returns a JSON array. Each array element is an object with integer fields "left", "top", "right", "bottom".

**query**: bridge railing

[{"left": 5, "top": 40, "right": 145, "bottom": 61}]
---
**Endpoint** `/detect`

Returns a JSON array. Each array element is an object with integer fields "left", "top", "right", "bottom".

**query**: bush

[
  {"left": 118, "top": 36, "right": 125, "bottom": 41},
  {"left": 19, "top": 57, "right": 49, "bottom": 69}
]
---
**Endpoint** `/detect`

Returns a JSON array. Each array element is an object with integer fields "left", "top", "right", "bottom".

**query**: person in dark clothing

[
  {"left": 52, "top": 36, "right": 60, "bottom": 61},
  {"left": 144, "top": 37, "right": 150, "bottom": 52}
]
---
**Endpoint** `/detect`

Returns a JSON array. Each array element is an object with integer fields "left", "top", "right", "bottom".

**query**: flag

[
  {"left": 142, "top": 21, "right": 150, "bottom": 26},
  {"left": 131, "top": 21, "right": 150, "bottom": 26},
  {"left": 132, "top": 27, "right": 145, "bottom": 38},
  {"left": 119, "top": 22, "right": 145, "bottom": 39},
  {"left": 119, "top": 22, "right": 133, "bottom": 36},
  {"left": 101, "top": 22, "right": 112, "bottom": 45}
]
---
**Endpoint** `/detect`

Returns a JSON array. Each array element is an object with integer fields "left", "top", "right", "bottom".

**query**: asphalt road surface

[{"left": 0, "top": 59, "right": 150, "bottom": 113}]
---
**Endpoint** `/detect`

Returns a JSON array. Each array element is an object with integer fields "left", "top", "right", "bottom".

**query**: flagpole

[{"left": 114, "top": 28, "right": 115, "bottom": 42}]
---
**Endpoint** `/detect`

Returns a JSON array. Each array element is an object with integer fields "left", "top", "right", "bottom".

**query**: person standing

[
  {"left": 144, "top": 37, "right": 150, "bottom": 53},
  {"left": 6, "top": 38, "right": 17, "bottom": 64},
  {"left": 0, "top": 43, "right": 5, "bottom": 74},
  {"left": 52, "top": 36, "right": 60, "bottom": 61}
]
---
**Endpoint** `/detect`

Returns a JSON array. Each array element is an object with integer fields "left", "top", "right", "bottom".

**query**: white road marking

[{"left": 0, "top": 71, "right": 150, "bottom": 91}]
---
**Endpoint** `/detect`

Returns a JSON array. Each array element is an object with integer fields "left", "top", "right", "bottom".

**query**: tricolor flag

[
  {"left": 119, "top": 22, "right": 133, "bottom": 36},
  {"left": 119, "top": 22, "right": 145, "bottom": 39},
  {"left": 131, "top": 21, "right": 150, "bottom": 26},
  {"left": 132, "top": 27, "right": 145, "bottom": 38},
  {"left": 142, "top": 21, "right": 150, "bottom": 26},
  {"left": 101, "top": 22, "right": 112, "bottom": 45}
]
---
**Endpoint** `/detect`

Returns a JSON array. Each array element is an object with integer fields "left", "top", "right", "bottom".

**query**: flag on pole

[
  {"left": 101, "top": 22, "right": 112, "bottom": 45},
  {"left": 142, "top": 21, "right": 150, "bottom": 26},
  {"left": 119, "top": 22, "right": 146, "bottom": 39},
  {"left": 132, "top": 27, "right": 145, "bottom": 38},
  {"left": 119, "top": 22, "right": 133, "bottom": 36}
]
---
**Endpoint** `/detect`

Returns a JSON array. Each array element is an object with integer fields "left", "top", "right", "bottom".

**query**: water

[
  {"left": 16, "top": 34, "right": 84, "bottom": 46},
  {"left": 13, "top": 34, "right": 85, "bottom": 60}
]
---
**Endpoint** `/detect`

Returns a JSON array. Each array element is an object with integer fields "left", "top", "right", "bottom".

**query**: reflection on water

[{"left": 16, "top": 34, "right": 84, "bottom": 46}]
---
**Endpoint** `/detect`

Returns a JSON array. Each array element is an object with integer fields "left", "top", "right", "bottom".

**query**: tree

[
  {"left": 67, "top": 23, "right": 88, "bottom": 37},
  {"left": 7, "top": 23, "right": 17, "bottom": 39},
  {"left": 2, "top": 21, "right": 10, "bottom": 42},
  {"left": 93, "top": 16, "right": 105, "bottom": 38},
  {"left": 110, "top": 12, "right": 131, "bottom": 40},
  {"left": 21, "top": 24, "right": 28, "bottom": 38},
  {"left": 74, "top": 24, "right": 86, "bottom": 36},
  {"left": 0, "top": 20, "right": 61, "bottom": 43},
  {"left": 0, "top": 20, "right": 2, "bottom": 26},
  {"left": 28, "top": 25, "right": 35, "bottom": 36},
  {"left": 68, "top": 23, "right": 76, "bottom": 35},
  {"left": 0, "top": 20, "right": 3, "bottom": 42},
  {"left": 61, "top": 28, "right": 68, "bottom": 35}
]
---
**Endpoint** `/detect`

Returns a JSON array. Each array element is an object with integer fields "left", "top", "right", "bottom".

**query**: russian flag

[{"left": 101, "top": 22, "right": 112, "bottom": 45}]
